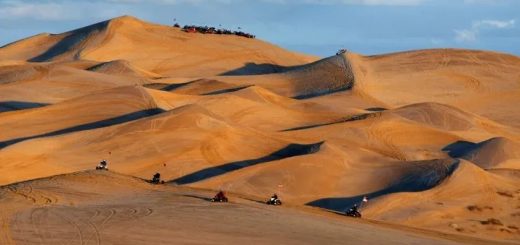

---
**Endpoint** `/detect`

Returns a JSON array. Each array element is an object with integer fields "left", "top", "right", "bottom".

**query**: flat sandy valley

[{"left": 0, "top": 16, "right": 519, "bottom": 244}]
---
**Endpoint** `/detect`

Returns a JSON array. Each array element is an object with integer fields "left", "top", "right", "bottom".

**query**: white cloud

[
  {"left": 455, "top": 29, "right": 478, "bottom": 42},
  {"left": 0, "top": 1, "right": 72, "bottom": 20},
  {"left": 340, "top": 0, "right": 424, "bottom": 5},
  {"left": 0, "top": 0, "right": 119, "bottom": 20},
  {"left": 105, "top": 0, "right": 425, "bottom": 5},
  {"left": 479, "top": 19, "right": 515, "bottom": 29},
  {"left": 454, "top": 19, "right": 515, "bottom": 42},
  {"left": 463, "top": 0, "right": 506, "bottom": 4},
  {"left": 106, "top": 0, "right": 234, "bottom": 4},
  {"left": 0, "top": 0, "right": 429, "bottom": 21},
  {"left": 260, "top": 0, "right": 425, "bottom": 5},
  {"left": 430, "top": 38, "right": 445, "bottom": 45}
]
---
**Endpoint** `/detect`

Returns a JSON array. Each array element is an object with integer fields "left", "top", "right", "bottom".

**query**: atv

[
  {"left": 266, "top": 198, "right": 282, "bottom": 205},
  {"left": 345, "top": 209, "right": 361, "bottom": 218}
]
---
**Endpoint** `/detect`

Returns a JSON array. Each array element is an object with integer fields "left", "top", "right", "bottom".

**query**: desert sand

[{"left": 0, "top": 16, "right": 519, "bottom": 244}]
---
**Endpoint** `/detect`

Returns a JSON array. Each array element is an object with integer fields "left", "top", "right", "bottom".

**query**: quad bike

[
  {"left": 336, "top": 49, "right": 347, "bottom": 55},
  {"left": 266, "top": 198, "right": 282, "bottom": 205},
  {"left": 210, "top": 196, "right": 228, "bottom": 202},
  {"left": 345, "top": 209, "right": 361, "bottom": 218},
  {"left": 149, "top": 177, "right": 164, "bottom": 184},
  {"left": 211, "top": 192, "right": 228, "bottom": 202},
  {"left": 96, "top": 160, "right": 108, "bottom": 170},
  {"left": 149, "top": 173, "right": 164, "bottom": 184}
]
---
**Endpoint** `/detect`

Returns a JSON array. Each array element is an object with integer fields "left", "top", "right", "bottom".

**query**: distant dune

[{"left": 1, "top": 16, "right": 519, "bottom": 244}]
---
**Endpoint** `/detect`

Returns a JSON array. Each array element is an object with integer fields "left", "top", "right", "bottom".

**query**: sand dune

[
  {"left": 0, "top": 64, "right": 49, "bottom": 85},
  {"left": 0, "top": 63, "right": 148, "bottom": 104},
  {"left": 87, "top": 59, "right": 161, "bottom": 78},
  {"left": 0, "top": 103, "right": 292, "bottom": 184},
  {"left": 200, "top": 53, "right": 355, "bottom": 100},
  {"left": 1, "top": 16, "right": 520, "bottom": 243},
  {"left": 445, "top": 137, "right": 520, "bottom": 169},
  {"left": 349, "top": 49, "right": 520, "bottom": 128},
  {"left": 0, "top": 16, "right": 315, "bottom": 77},
  {"left": 0, "top": 86, "right": 164, "bottom": 147},
  {"left": 364, "top": 160, "right": 520, "bottom": 241},
  {"left": 1, "top": 170, "right": 490, "bottom": 245}
]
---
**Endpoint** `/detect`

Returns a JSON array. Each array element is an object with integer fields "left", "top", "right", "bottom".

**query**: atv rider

[
  {"left": 270, "top": 194, "right": 279, "bottom": 202},
  {"left": 151, "top": 172, "right": 161, "bottom": 184},
  {"left": 267, "top": 193, "right": 282, "bottom": 205},
  {"left": 336, "top": 49, "right": 347, "bottom": 55},
  {"left": 96, "top": 160, "right": 108, "bottom": 170},
  {"left": 345, "top": 204, "right": 361, "bottom": 217},
  {"left": 213, "top": 190, "right": 227, "bottom": 202},
  {"left": 349, "top": 204, "right": 358, "bottom": 213}
]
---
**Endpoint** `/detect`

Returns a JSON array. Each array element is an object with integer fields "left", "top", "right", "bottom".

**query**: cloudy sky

[{"left": 0, "top": 0, "right": 518, "bottom": 57}]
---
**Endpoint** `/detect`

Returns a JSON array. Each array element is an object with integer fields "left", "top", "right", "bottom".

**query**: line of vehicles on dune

[
  {"left": 96, "top": 160, "right": 362, "bottom": 218},
  {"left": 174, "top": 23, "right": 256, "bottom": 39}
]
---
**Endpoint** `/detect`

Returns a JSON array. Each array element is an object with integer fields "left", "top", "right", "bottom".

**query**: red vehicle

[{"left": 185, "top": 27, "right": 197, "bottom": 33}]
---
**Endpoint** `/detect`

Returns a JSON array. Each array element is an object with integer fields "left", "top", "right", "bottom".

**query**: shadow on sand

[
  {"left": 181, "top": 194, "right": 213, "bottom": 202},
  {"left": 172, "top": 142, "right": 324, "bottom": 185},
  {"left": 201, "top": 85, "right": 252, "bottom": 95},
  {"left": 0, "top": 101, "right": 49, "bottom": 113},
  {"left": 281, "top": 112, "right": 381, "bottom": 132},
  {"left": 219, "top": 62, "right": 301, "bottom": 76},
  {"left": 0, "top": 108, "right": 164, "bottom": 149},
  {"left": 29, "top": 20, "right": 109, "bottom": 62},
  {"left": 442, "top": 140, "right": 478, "bottom": 158},
  {"left": 306, "top": 159, "right": 460, "bottom": 212},
  {"left": 143, "top": 81, "right": 196, "bottom": 92}
]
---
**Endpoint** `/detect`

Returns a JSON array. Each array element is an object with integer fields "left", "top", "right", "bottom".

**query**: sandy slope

[
  {"left": 364, "top": 161, "right": 520, "bottom": 242},
  {"left": 1, "top": 16, "right": 520, "bottom": 243},
  {"left": 349, "top": 50, "right": 520, "bottom": 128},
  {"left": 0, "top": 170, "right": 505, "bottom": 245},
  {"left": 0, "top": 16, "right": 315, "bottom": 77}
]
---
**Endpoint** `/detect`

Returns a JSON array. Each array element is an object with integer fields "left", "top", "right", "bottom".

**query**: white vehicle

[
  {"left": 336, "top": 49, "right": 347, "bottom": 55},
  {"left": 96, "top": 160, "right": 108, "bottom": 170}
]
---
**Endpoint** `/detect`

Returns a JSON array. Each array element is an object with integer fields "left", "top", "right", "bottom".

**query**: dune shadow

[
  {"left": 220, "top": 62, "right": 306, "bottom": 76},
  {"left": 306, "top": 159, "right": 460, "bottom": 212},
  {"left": 143, "top": 81, "right": 196, "bottom": 91},
  {"left": 0, "top": 108, "right": 164, "bottom": 149},
  {"left": 182, "top": 194, "right": 213, "bottom": 202},
  {"left": 282, "top": 112, "right": 381, "bottom": 132},
  {"left": 201, "top": 85, "right": 252, "bottom": 95},
  {"left": 365, "top": 107, "right": 387, "bottom": 112},
  {"left": 0, "top": 101, "right": 49, "bottom": 113},
  {"left": 172, "top": 142, "right": 324, "bottom": 185},
  {"left": 29, "top": 21, "right": 109, "bottom": 62},
  {"left": 144, "top": 80, "right": 251, "bottom": 95},
  {"left": 241, "top": 197, "right": 269, "bottom": 205},
  {"left": 442, "top": 140, "right": 477, "bottom": 158}
]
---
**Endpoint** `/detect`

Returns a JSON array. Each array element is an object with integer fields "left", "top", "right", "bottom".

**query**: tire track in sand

[
  {"left": 0, "top": 209, "right": 15, "bottom": 245},
  {"left": 53, "top": 210, "right": 86, "bottom": 245}
]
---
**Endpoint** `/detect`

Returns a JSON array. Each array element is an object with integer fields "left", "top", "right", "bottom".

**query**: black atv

[
  {"left": 150, "top": 178, "right": 164, "bottom": 184},
  {"left": 210, "top": 196, "right": 228, "bottom": 202},
  {"left": 149, "top": 173, "right": 164, "bottom": 184},
  {"left": 345, "top": 208, "right": 361, "bottom": 218}
]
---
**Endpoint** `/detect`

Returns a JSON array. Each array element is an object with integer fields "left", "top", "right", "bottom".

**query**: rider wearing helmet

[
  {"left": 96, "top": 160, "right": 108, "bottom": 170},
  {"left": 152, "top": 172, "right": 161, "bottom": 183},
  {"left": 270, "top": 193, "right": 278, "bottom": 202}
]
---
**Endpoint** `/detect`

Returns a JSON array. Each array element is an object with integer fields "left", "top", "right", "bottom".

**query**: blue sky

[{"left": 0, "top": 0, "right": 518, "bottom": 57}]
